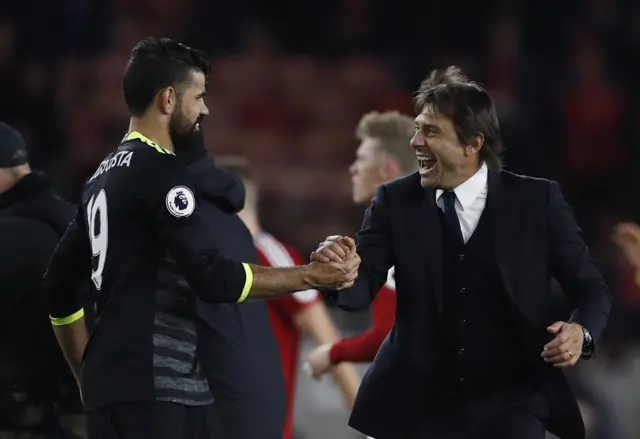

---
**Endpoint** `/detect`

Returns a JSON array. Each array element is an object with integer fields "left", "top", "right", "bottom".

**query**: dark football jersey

[{"left": 43, "top": 131, "right": 253, "bottom": 410}]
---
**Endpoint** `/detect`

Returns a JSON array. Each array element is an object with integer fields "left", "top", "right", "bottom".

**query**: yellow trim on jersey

[
  {"left": 125, "top": 131, "right": 175, "bottom": 155},
  {"left": 237, "top": 263, "right": 253, "bottom": 303},
  {"left": 635, "top": 268, "right": 640, "bottom": 287},
  {"left": 50, "top": 308, "right": 85, "bottom": 326}
]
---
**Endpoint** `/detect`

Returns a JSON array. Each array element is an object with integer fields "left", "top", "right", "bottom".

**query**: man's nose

[{"left": 410, "top": 132, "right": 422, "bottom": 149}]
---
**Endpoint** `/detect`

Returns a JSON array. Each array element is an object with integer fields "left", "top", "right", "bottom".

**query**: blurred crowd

[{"left": 2, "top": 0, "right": 640, "bottom": 437}]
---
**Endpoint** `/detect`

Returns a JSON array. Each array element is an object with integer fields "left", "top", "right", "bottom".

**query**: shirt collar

[{"left": 436, "top": 162, "right": 488, "bottom": 211}]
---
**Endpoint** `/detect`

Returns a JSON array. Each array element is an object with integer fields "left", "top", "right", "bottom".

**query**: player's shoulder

[
  {"left": 121, "top": 134, "right": 178, "bottom": 172},
  {"left": 86, "top": 133, "right": 178, "bottom": 185},
  {"left": 82, "top": 133, "right": 197, "bottom": 215}
]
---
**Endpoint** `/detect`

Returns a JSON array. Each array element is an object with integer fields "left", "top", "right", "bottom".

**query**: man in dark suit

[{"left": 311, "top": 66, "right": 612, "bottom": 439}]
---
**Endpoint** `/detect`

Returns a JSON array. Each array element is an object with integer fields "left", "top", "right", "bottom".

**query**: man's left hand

[
  {"left": 304, "top": 344, "right": 333, "bottom": 379},
  {"left": 541, "top": 321, "right": 583, "bottom": 368}
]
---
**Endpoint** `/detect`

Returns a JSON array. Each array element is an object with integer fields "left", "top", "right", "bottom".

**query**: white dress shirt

[{"left": 435, "top": 162, "right": 488, "bottom": 244}]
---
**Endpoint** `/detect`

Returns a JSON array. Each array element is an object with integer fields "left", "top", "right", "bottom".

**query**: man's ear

[
  {"left": 465, "top": 133, "right": 484, "bottom": 156},
  {"left": 384, "top": 158, "right": 401, "bottom": 181},
  {"left": 159, "top": 87, "right": 177, "bottom": 115}
]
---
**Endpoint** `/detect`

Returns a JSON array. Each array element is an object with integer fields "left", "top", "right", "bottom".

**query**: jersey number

[{"left": 87, "top": 189, "right": 108, "bottom": 291}]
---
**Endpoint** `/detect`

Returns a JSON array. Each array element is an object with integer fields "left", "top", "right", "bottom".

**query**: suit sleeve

[
  {"left": 145, "top": 156, "right": 252, "bottom": 303},
  {"left": 44, "top": 208, "right": 91, "bottom": 325},
  {"left": 547, "top": 181, "right": 612, "bottom": 343},
  {"left": 330, "top": 185, "right": 394, "bottom": 310}
]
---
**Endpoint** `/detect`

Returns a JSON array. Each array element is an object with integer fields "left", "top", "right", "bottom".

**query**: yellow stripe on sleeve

[
  {"left": 50, "top": 308, "right": 85, "bottom": 326},
  {"left": 635, "top": 268, "right": 640, "bottom": 287},
  {"left": 237, "top": 263, "right": 253, "bottom": 303}
]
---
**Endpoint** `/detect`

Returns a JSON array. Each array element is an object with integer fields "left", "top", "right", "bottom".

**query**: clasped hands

[
  {"left": 310, "top": 235, "right": 360, "bottom": 290},
  {"left": 541, "top": 321, "right": 584, "bottom": 368}
]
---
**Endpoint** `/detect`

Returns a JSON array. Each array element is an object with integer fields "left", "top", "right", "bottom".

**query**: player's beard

[
  {"left": 169, "top": 108, "right": 201, "bottom": 151},
  {"left": 170, "top": 109, "right": 206, "bottom": 163}
]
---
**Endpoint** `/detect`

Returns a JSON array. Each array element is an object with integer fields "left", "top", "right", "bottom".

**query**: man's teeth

[{"left": 418, "top": 156, "right": 436, "bottom": 169}]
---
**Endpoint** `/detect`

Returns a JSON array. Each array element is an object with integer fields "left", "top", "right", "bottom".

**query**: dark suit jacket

[{"left": 332, "top": 170, "right": 612, "bottom": 439}]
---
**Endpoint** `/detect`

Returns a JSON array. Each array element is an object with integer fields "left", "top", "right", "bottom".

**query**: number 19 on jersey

[{"left": 87, "top": 189, "right": 108, "bottom": 290}]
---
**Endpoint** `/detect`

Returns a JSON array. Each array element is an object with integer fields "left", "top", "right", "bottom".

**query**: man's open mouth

[{"left": 417, "top": 155, "right": 437, "bottom": 173}]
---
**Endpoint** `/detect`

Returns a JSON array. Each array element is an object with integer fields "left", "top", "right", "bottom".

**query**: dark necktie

[{"left": 442, "top": 190, "right": 464, "bottom": 246}]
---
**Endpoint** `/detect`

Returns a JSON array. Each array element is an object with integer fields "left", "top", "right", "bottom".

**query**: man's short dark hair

[
  {"left": 413, "top": 66, "right": 504, "bottom": 171},
  {"left": 123, "top": 37, "right": 211, "bottom": 116}
]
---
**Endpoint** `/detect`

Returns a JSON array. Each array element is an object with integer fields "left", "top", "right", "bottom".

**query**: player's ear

[{"left": 159, "top": 87, "right": 176, "bottom": 115}]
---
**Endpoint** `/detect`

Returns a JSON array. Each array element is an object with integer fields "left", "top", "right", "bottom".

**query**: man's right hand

[
  {"left": 310, "top": 235, "right": 358, "bottom": 289},
  {"left": 307, "top": 252, "right": 360, "bottom": 289},
  {"left": 613, "top": 222, "right": 640, "bottom": 268}
]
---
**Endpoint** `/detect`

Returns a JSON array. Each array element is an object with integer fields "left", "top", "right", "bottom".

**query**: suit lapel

[
  {"left": 408, "top": 185, "right": 444, "bottom": 319},
  {"left": 488, "top": 171, "right": 517, "bottom": 301}
]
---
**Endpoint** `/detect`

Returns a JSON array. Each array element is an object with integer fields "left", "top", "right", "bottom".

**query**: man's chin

[
  {"left": 419, "top": 175, "right": 438, "bottom": 188},
  {"left": 352, "top": 191, "right": 374, "bottom": 206}
]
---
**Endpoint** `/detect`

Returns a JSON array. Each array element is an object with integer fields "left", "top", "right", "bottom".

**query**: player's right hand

[
  {"left": 308, "top": 252, "right": 360, "bottom": 289},
  {"left": 311, "top": 235, "right": 356, "bottom": 263},
  {"left": 613, "top": 222, "right": 640, "bottom": 268}
]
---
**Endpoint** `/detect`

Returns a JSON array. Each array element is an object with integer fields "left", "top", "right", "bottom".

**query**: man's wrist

[
  {"left": 567, "top": 320, "right": 594, "bottom": 359},
  {"left": 300, "top": 264, "right": 320, "bottom": 289},
  {"left": 581, "top": 325, "right": 594, "bottom": 359}
]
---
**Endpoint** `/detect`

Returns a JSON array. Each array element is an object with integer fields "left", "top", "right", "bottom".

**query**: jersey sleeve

[
  {"left": 329, "top": 285, "right": 396, "bottom": 364},
  {"left": 257, "top": 240, "right": 320, "bottom": 318},
  {"left": 141, "top": 154, "right": 252, "bottom": 303},
  {"left": 44, "top": 208, "right": 91, "bottom": 325}
]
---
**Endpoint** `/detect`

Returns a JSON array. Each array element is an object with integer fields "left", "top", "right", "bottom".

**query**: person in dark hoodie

[
  {"left": 167, "top": 132, "right": 286, "bottom": 439},
  {"left": 0, "top": 122, "right": 85, "bottom": 438}
]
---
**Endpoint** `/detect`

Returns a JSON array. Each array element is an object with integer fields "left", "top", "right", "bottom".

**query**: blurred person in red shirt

[
  {"left": 613, "top": 222, "right": 640, "bottom": 294},
  {"left": 216, "top": 156, "right": 360, "bottom": 439},
  {"left": 305, "top": 111, "right": 417, "bottom": 378}
]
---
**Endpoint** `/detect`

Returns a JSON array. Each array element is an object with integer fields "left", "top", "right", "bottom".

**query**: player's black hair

[
  {"left": 414, "top": 66, "right": 504, "bottom": 172},
  {"left": 123, "top": 37, "right": 211, "bottom": 116}
]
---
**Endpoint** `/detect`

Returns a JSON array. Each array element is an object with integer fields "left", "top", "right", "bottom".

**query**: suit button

[
  {"left": 459, "top": 319, "right": 466, "bottom": 325},
  {"left": 448, "top": 391, "right": 455, "bottom": 397},
  {"left": 459, "top": 253, "right": 466, "bottom": 261},
  {"left": 458, "top": 348, "right": 465, "bottom": 355},
  {"left": 459, "top": 377, "right": 465, "bottom": 383},
  {"left": 460, "top": 287, "right": 467, "bottom": 293}
]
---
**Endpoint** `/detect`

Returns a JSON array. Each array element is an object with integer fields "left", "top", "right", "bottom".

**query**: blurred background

[{"left": 2, "top": 0, "right": 640, "bottom": 437}]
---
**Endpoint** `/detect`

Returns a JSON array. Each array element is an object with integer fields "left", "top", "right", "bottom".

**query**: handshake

[{"left": 307, "top": 235, "right": 361, "bottom": 290}]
